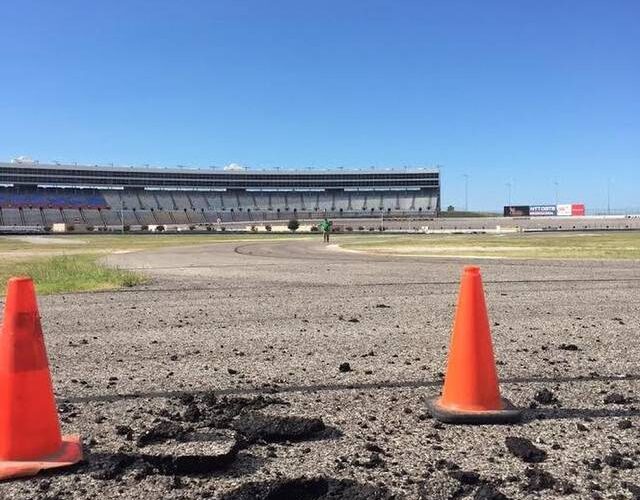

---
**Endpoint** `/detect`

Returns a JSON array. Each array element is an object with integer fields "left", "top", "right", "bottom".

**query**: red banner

[{"left": 571, "top": 204, "right": 585, "bottom": 216}]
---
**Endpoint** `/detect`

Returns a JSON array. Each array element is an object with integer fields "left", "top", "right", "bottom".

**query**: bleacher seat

[
  {"left": 1, "top": 208, "right": 22, "bottom": 225},
  {"left": 0, "top": 183, "right": 439, "bottom": 228},
  {"left": 82, "top": 209, "right": 105, "bottom": 227},
  {"left": 22, "top": 208, "right": 44, "bottom": 225}
]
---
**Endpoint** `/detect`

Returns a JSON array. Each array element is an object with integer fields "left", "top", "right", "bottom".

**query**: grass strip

[{"left": 0, "top": 254, "right": 146, "bottom": 295}]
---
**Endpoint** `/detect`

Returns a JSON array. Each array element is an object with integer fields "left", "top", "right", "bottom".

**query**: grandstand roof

[
  {"left": 0, "top": 161, "right": 440, "bottom": 191},
  {"left": 1, "top": 161, "right": 438, "bottom": 175}
]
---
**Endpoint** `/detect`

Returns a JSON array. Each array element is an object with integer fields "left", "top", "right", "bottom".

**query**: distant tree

[
  {"left": 288, "top": 218, "right": 300, "bottom": 232},
  {"left": 447, "top": 205, "right": 455, "bottom": 212},
  {"left": 265, "top": 224, "right": 272, "bottom": 232}
]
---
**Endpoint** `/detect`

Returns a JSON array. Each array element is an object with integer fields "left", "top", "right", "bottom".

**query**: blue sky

[{"left": 1, "top": 1, "right": 638, "bottom": 211}]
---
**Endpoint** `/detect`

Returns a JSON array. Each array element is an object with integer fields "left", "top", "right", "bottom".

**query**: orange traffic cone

[
  {"left": 0, "top": 277, "right": 82, "bottom": 480},
  {"left": 428, "top": 266, "right": 522, "bottom": 424}
]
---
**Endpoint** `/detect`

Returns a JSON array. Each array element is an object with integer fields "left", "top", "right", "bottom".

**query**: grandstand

[{"left": 0, "top": 162, "right": 440, "bottom": 228}]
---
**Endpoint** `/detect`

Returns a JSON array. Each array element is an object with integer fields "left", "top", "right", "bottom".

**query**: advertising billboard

[
  {"left": 530, "top": 205, "right": 557, "bottom": 217},
  {"left": 571, "top": 204, "right": 585, "bottom": 216},
  {"left": 504, "top": 204, "right": 585, "bottom": 217},
  {"left": 503, "top": 205, "right": 530, "bottom": 217}
]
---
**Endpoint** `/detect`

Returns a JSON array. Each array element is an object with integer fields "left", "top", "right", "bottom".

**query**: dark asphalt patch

[
  {"left": 136, "top": 420, "right": 186, "bottom": 447},
  {"left": 232, "top": 412, "right": 326, "bottom": 443},
  {"left": 505, "top": 437, "right": 547, "bottom": 463},
  {"left": 533, "top": 388, "right": 559, "bottom": 405},
  {"left": 218, "top": 476, "right": 397, "bottom": 500},
  {"left": 139, "top": 430, "right": 240, "bottom": 475}
]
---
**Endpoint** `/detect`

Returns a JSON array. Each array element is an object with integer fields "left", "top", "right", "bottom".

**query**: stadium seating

[
  {"left": 187, "top": 192, "right": 209, "bottom": 210},
  {"left": 81, "top": 209, "right": 106, "bottom": 227},
  {"left": 237, "top": 191, "right": 255, "bottom": 210},
  {"left": 0, "top": 188, "right": 107, "bottom": 209},
  {"left": 42, "top": 209, "right": 64, "bottom": 225},
  {"left": 169, "top": 191, "right": 191, "bottom": 210},
  {"left": 135, "top": 210, "right": 157, "bottom": 225},
  {"left": 1, "top": 208, "right": 23, "bottom": 225},
  {"left": 101, "top": 190, "right": 124, "bottom": 209},
  {"left": 0, "top": 184, "right": 439, "bottom": 228},
  {"left": 62, "top": 208, "right": 84, "bottom": 225},
  {"left": 22, "top": 208, "right": 44, "bottom": 226},
  {"left": 99, "top": 209, "right": 120, "bottom": 226},
  {"left": 137, "top": 190, "right": 159, "bottom": 209}
]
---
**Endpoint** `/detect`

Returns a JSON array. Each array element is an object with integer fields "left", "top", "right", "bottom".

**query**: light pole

[
  {"left": 506, "top": 182, "right": 512, "bottom": 206},
  {"left": 463, "top": 174, "right": 469, "bottom": 212},
  {"left": 554, "top": 180, "right": 559, "bottom": 206},
  {"left": 607, "top": 178, "right": 612, "bottom": 215}
]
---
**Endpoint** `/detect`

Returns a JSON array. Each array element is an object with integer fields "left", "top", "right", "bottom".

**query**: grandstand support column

[
  {"left": 79, "top": 208, "right": 88, "bottom": 224},
  {"left": 186, "top": 192, "right": 196, "bottom": 210},
  {"left": 169, "top": 192, "right": 178, "bottom": 210},
  {"left": 37, "top": 208, "right": 45, "bottom": 226},
  {"left": 119, "top": 199, "right": 124, "bottom": 233},
  {"left": 133, "top": 209, "right": 143, "bottom": 225},
  {"left": 203, "top": 192, "right": 213, "bottom": 209},
  {"left": 98, "top": 209, "right": 107, "bottom": 227},
  {"left": 169, "top": 212, "right": 177, "bottom": 224},
  {"left": 151, "top": 209, "right": 159, "bottom": 225},
  {"left": 0, "top": 208, "right": 4, "bottom": 226},
  {"left": 18, "top": 208, "right": 26, "bottom": 226},
  {"left": 60, "top": 208, "right": 68, "bottom": 224},
  {"left": 152, "top": 191, "right": 162, "bottom": 209}
]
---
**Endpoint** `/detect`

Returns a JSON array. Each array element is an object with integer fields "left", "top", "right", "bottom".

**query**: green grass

[
  {"left": 0, "top": 233, "right": 307, "bottom": 295},
  {"left": 0, "top": 255, "right": 146, "bottom": 295},
  {"left": 0, "top": 233, "right": 302, "bottom": 254},
  {"left": 340, "top": 232, "right": 640, "bottom": 260}
]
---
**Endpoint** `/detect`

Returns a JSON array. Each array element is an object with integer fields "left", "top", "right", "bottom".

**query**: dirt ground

[{"left": 1, "top": 236, "right": 639, "bottom": 499}]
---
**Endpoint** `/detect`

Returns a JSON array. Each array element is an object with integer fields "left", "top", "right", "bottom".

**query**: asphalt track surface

[{"left": 2, "top": 236, "right": 640, "bottom": 499}]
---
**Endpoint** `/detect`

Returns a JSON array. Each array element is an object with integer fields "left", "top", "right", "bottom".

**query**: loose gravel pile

[{"left": 1, "top": 238, "right": 639, "bottom": 499}]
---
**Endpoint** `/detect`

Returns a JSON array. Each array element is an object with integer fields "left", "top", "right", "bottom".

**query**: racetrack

[{"left": 2, "top": 236, "right": 639, "bottom": 499}]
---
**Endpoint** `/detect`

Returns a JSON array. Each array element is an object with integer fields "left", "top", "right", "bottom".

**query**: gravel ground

[{"left": 1, "top": 236, "right": 639, "bottom": 499}]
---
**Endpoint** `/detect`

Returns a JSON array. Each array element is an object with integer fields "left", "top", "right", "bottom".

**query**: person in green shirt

[{"left": 319, "top": 218, "right": 333, "bottom": 243}]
